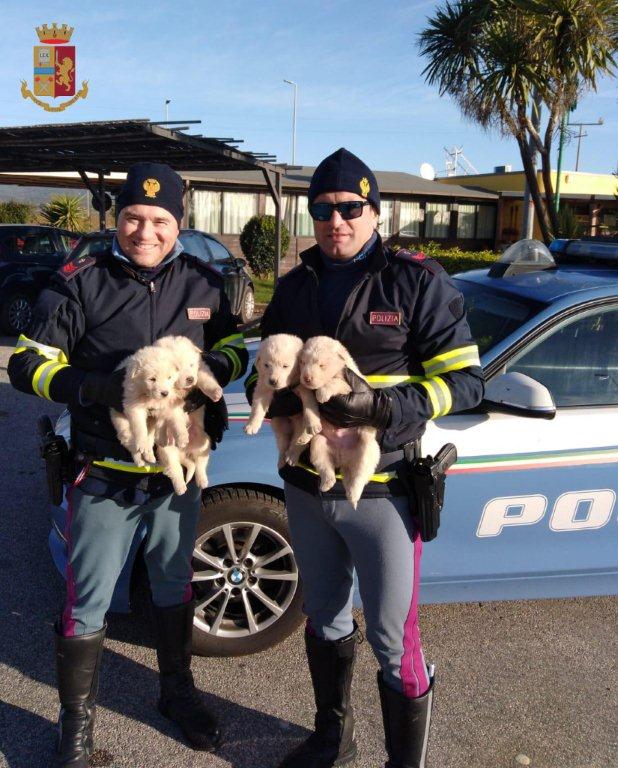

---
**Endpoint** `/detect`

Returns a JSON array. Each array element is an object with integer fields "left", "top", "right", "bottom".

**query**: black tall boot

[
  {"left": 54, "top": 622, "right": 105, "bottom": 768},
  {"left": 377, "top": 671, "right": 434, "bottom": 768},
  {"left": 152, "top": 600, "right": 221, "bottom": 752},
  {"left": 278, "top": 626, "right": 359, "bottom": 768}
]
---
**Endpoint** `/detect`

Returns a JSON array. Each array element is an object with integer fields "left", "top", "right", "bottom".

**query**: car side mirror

[
  {"left": 233, "top": 257, "right": 247, "bottom": 269},
  {"left": 482, "top": 371, "right": 556, "bottom": 419}
]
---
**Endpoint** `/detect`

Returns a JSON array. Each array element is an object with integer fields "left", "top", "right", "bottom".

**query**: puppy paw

[
  {"left": 208, "top": 386, "right": 223, "bottom": 402},
  {"left": 244, "top": 421, "right": 260, "bottom": 435},
  {"left": 284, "top": 449, "right": 301, "bottom": 466},
  {"left": 304, "top": 418, "right": 322, "bottom": 437},
  {"left": 315, "top": 387, "right": 330, "bottom": 404},
  {"left": 319, "top": 474, "right": 337, "bottom": 492}
]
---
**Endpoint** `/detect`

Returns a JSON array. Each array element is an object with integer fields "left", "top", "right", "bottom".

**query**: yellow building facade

[{"left": 439, "top": 170, "right": 617, "bottom": 245}]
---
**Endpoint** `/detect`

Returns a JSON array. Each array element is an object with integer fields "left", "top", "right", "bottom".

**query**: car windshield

[
  {"left": 67, "top": 235, "right": 111, "bottom": 260},
  {"left": 456, "top": 280, "right": 544, "bottom": 355}
]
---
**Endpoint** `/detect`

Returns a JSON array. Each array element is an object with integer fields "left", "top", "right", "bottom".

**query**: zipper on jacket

[
  {"left": 334, "top": 273, "right": 371, "bottom": 339},
  {"left": 149, "top": 282, "right": 156, "bottom": 343}
]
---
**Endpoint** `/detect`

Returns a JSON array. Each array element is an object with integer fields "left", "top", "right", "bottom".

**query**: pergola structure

[{"left": 0, "top": 119, "right": 286, "bottom": 278}]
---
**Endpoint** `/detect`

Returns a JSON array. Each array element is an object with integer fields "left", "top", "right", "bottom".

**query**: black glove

[
  {"left": 266, "top": 388, "right": 303, "bottom": 418},
  {"left": 184, "top": 390, "right": 229, "bottom": 449},
  {"left": 80, "top": 369, "right": 126, "bottom": 412},
  {"left": 318, "top": 368, "right": 392, "bottom": 429}
]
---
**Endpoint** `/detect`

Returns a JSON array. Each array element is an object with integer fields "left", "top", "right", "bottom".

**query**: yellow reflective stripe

[
  {"left": 366, "top": 374, "right": 424, "bottom": 388},
  {"left": 15, "top": 334, "right": 68, "bottom": 363},
  {"left": 420, "top": 376, "right": 452, "bottom": 418},
  {"left": 213, "top": 333, "right": 245, "bottom": 351},
  {"left": 245, "top": 371, "right": 258, "bottom": 388},
  {"left": 433, "top": 375, "right": 452, "bottom": 416},
  {"left": 221, "top": 347, "right": 242, "bottom": 381},
  {"left": 298, "top": 462, "right": 396, "bottom": 483},
  {"left": 32, "top": 360, "right": 68, "bottom": 400},
  {"left": 422, "top": 345, "right": 480, "bottom": 377},
  {"left": 92, "top": 459, "right": 163, "bottom": 473},
  {"left": 420, "top": 379, "right": 441, "bottom": 419}
]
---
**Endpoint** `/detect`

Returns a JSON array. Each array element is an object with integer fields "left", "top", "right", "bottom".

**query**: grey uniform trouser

[
  {"left": 285, "top": 482, "right": 430, "bottom": 698},
  {"left": 61, "top": 469, "right": 201, "bottom": 637}
]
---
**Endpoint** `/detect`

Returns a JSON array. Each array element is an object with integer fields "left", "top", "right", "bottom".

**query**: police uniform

[
  {"left": 8, "top": 163, "right": 247, "bottom": 764},
  {"left": 246, "top": 149, "right": 484, "bottom": 768}
]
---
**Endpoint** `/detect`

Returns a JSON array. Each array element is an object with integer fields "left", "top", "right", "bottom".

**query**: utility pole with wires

[{"left": 567, "top": 118, "right": 604, "bottom": 171}]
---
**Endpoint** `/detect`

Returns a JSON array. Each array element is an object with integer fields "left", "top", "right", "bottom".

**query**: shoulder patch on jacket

[
  {"left": 58, "top": 254, "right": 97, "bottom": 281},
  {"left": 392, "top": 249, "right": 444, "bottom": 275}
]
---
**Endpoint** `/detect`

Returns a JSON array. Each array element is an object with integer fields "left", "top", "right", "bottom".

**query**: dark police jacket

[
  {"left": 245, "top": 235, "right": 484, "bottom": 497},
  {"left": 8, "top": 247, "right": 247, "bottom": 467}
]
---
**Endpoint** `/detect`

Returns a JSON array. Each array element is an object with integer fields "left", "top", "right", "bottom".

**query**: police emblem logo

[
  {"left": 187, "top": 307, "right": 211, "bottom": 321},
  {"left": 143, "top": 179, "right": 161, "bottom": 198},
  {"left": 359, "top": 177, "right": 371, "bottom": 197},
  {"left": 21, "top": 23, "right": 88, "bottom": 112}
]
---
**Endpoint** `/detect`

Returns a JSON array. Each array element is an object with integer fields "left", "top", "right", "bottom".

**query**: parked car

[
  {"left": 0, "top": 224, "right": 82, "bottom": 335},
  {"left": 70, "top": 229, "right": 255, "bottom": 324},
  {"left": 47, "top": 238, "right": 618, "bottom": 657}
]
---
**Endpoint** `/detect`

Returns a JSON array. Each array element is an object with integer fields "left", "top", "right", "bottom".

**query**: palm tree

[
  {"left": 418, "top": 0, "right": 618, "bottom": 242},
  {"left": 40, "top": 194, "right": 86, "bottom": 231}
]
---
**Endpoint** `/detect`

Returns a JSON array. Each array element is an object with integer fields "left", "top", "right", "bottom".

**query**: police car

[{"left": 49, "top": 238, "right": 618, "bottom": 657}]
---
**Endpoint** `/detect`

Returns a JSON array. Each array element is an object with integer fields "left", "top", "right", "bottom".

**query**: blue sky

[{"left": 2, "top": 0, "right": 617, "bottom": 177}]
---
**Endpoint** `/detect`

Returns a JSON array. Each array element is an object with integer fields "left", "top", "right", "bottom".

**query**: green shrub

[
  {"left": 240, "top": 215, "right": 291, "bottom": 278},
  {"left": 392, "top": 241, "right": 498, "bottom": 275},
  {"left": 0, "top": 200, "right": 33, "bottom": 223},
  {"left": 40, "top": 195, "right": 86, "bottom": 231}
]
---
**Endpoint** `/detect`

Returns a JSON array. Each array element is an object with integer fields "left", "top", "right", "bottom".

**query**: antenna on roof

[
  {"left": 419, "top": 162, "right": 436, "bottom": 180},
  {"left": 444, "top": 146, "right": 478, "bottom": 176}
]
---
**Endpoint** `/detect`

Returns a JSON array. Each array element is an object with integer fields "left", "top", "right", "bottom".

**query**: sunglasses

[{"left": 308, "top": 200, "right": 371, "bottom": 221}]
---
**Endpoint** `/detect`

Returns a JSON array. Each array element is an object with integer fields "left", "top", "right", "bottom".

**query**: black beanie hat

[
  {"left": 116, "top": 162, "right": 184, "bottom": 225},
  {"left": 308, "top": 148, "right": 380, "bottom": 213}
]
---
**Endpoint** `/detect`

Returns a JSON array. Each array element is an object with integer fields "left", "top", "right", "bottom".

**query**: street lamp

[
  {"left": 283, "top": 79, "right": 298, "bottom": 164},
  {"left": 165, "top": 99, "right": 171, "bottom": 121}
]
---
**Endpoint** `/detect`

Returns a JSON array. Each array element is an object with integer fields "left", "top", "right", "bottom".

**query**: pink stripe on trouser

[
  {"left": 399, "top": 531, "right": 429, "bottom": 698},
  {"left": 183, "top": 566, "right": 194, "bottom": 603},
  {"left": 61, "top": 464, "right": 89, "bottom": 637}
]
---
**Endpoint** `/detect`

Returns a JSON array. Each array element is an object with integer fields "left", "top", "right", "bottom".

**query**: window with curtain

[
  {"left": 425, "top": 202, "right": 450, "bottom": 238},
  {"left": 399, "top": 201, "right": 421, "bottom": 237},
  {"left": 296, "top": 196, "right": 314, "bottom": 237},
  {"left": 265, "top": 194, "right": 292, "bottom": 227},
  {"left": 378, "top": 200, "right": 394, "bottom": 237},
  {"left": 192, "top": 190, "right": 221, "bottom": 233},
  {"left": 477, "top": 206, "right": 496, "bottom": 239},
  {"left": 457, "top": 204, "right": 476, "bottom": 239},
  {"left": 222, "top": 192, "right": 257, "bottom": 234}
]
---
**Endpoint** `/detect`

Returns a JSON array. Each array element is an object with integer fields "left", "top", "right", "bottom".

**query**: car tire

[
  {"left": 240, "top": 287, "right": 255, "bottom": 324},
  {"left": 1, "top": 292, "right": 33, "bottom": 335},
  {"left": 191, "top": 486, "right": 304, "bottom": 657}
]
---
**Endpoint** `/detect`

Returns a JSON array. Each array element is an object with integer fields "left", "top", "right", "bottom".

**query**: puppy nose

[
  {"left": 186, "top": 376, "right": 195, "bottom": 385},
  {"left": 303, "top": 374, "right": 312, "bottom": 385},
  {"left": 269, "top": 377, "right": 277, "bottom": 387},
  {"left": 160, "top": 390, "right": 168, "bottom": 398}
]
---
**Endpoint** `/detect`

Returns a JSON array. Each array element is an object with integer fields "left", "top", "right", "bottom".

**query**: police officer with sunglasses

[{"left": 245, "top": 148, "right": 484, "bottom": 768}]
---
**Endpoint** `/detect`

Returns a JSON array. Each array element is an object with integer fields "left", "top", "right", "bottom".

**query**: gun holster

[
  {"left": 38, "top": 416, "right": 70, "bottom": 506},
  {"left": 397, "top": 440, "right": 458, "bottom": 542}
]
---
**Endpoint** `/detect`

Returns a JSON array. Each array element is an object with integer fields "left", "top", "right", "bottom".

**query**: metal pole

[
  {"left": 165, "top": 99, "right": 170, "bottom": 121},
  {"left": 521, "top": 91, "right": 541, "bottom": 239},
  {"left": 275, "top": 172, "right": 282, "bottom": 282},
  {"left": 283, "top": 80, "right": 297, "bottom": 165},
  {"left": 555, "top": 111, "right": 568, "bottom": 212}
]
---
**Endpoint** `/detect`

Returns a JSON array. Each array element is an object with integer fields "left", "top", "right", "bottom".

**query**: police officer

[
  {"left": 245, "top": 149, "right": 484, "bottom": 768},
  {"left": 8, "top": 163, "right": 247, "bottom": 766}
]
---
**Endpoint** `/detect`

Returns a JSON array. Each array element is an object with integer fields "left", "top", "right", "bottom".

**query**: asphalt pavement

[{"left": 0, "top": 335, "right": 616, "bottom": 768}]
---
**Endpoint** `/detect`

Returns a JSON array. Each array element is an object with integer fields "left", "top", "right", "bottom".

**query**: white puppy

[
  {"left": 110, "top": 345, "right": 184, "bottom": 467},
  {"left": 153, "top": 335, "right": 222, "bottom": 495},
  {"left": 299, "top": 336, "right": 381, "bottom": 508},
  {"left": 245, "top": 334, "right": 321, "bottom": 468}
]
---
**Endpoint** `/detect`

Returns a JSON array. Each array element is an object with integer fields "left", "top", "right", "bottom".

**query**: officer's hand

[
  {"left": 203, "top": 397, "right": 229, "bottom": 449},
  {"left": 81, "top": 369, "right": 126, "bottom": 412},
  {"left": 266, "top": 388, "right": 303, "bottom": 418},
  {"left": 318, "top": 368, "right": 392, "bottom": 429}
]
